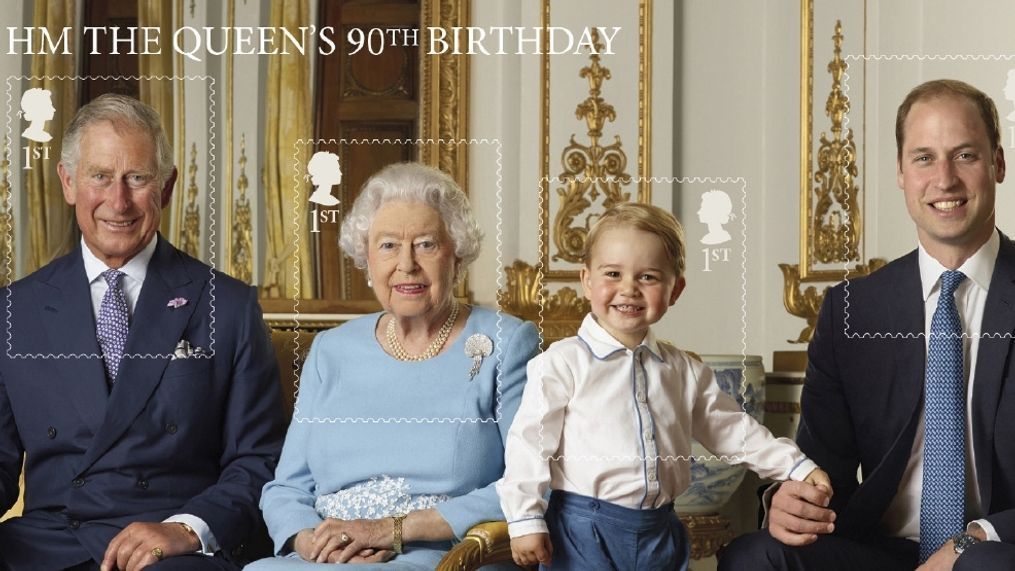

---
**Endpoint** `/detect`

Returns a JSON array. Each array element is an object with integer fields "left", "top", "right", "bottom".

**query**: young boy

[{"left": 497, "top": 203, "right": 831, "bottom": 570}]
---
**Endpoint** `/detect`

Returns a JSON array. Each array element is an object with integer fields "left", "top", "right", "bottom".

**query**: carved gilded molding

[
  {"left": 231, "top": 134, "right": 253, "bottom": 284},
  {"left": 0, "top": 137, "right": 11, "bottom": 285},
  {"left": 678, "top": 514, "right": 734, "bottom": 559},
  {"left": 551, "top": 30, "right": 632, "bottom": 266},
  {"left": 224, "top": 0, "right": 236, "bottom": 279},
  {"left": 782, "top": 3, "right": 886, "bottom": 343},
  {"left": 498, "top": 260, "right": 589, "bottom": 346},
  {"left": 420, "top": 0, "right": 469, "bottom": 187},
  {"left": 181, "top": 143, "right": 201, "bottom": 258},
  {"left": 813, "top": 21, "right": 859, "bottom": 265}
]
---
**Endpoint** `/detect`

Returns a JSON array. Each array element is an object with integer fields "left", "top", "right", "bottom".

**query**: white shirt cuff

[
  {"left": 969, "top": 519, "right": 1001, "bottom": 542},
  {"left": 164, "top": 514, "right": 219, "bottom": 555},
  {"left": 788, "top": 459, "right": 819, "bottom": 482},
  {"left": 508, "top": 518, "right": 548, "bottom": 538}
]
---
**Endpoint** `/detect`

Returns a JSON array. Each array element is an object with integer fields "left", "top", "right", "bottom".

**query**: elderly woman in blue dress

[{"left": 246, "top": 162, "right": 539, "bottom": 569}]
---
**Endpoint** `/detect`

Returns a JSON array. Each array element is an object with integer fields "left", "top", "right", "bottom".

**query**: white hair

[
  {"left": 60, "top": 93, "right": 173, "bottom": 187},
  {"left": 338, "top": 162, "right": 482, "bottom": 270}
]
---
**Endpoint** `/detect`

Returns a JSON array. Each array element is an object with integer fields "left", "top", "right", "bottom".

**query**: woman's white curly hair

[{"left": 338, "top": 162, "right": 483, "bottom": 271}]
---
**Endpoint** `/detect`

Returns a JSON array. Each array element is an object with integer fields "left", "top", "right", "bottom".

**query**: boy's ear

[
  {"left": 580, "top": 266, "right": 593, "bottom": 300},
  {"left": 669, "top": 276, "right": 686, "bottom": 306}
]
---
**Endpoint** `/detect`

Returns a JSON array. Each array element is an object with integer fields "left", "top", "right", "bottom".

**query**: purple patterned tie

[{"left": 96, "top": 269, "right": 129, "bottom": 382}]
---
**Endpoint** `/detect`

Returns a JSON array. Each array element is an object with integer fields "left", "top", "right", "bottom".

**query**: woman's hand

[
  {"left": 292, "top": 529, "right": 317, "bottom": 561},
  {"left": 311, "top": 517, "right": 395, "bottom": 563}
]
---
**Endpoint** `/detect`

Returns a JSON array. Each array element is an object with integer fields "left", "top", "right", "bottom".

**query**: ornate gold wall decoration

[
  {"left": 550, "top": 29, "right": 632, "bottom": 266},
  {"left": 181, "top": 143, "right": 201, "bottom": 258},
  {"left": 498, "top": 260, "right": 589, "bottom": 346},
  {"left": 0, "top": 138, "right": 12, "bottom": 285},
  {"left": 781, "top": 3, "right": 885, "bottom": 343},
  {"left": 420, "top": 0, "right": 469, "bottom": 187},
  {"left": 231, "top": 134, "right": 253, "bottom": 284},
  {"left": 812, "top": 22, "right": 859, "bottom": 264}
]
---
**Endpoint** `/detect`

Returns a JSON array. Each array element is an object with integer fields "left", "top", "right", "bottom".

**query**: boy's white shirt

[{"left": 498, "top": 314, "right": 817, "bottom": 538}]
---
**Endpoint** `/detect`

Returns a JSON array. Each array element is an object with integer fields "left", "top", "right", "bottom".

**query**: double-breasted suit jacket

[
  {"left": 798, "top": 232, "right": 1015, "bottom": 544},
  {"left": 0, "top": 236, "right": 285, "bottom": 568}
]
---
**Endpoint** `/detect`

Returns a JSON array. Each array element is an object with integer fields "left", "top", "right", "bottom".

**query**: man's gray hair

[
  {"left": 339, "top": 162, "right": 483, "bottom": 270},
  {"left": 60, "top": 93, "right": 174, "bottom": 186}
]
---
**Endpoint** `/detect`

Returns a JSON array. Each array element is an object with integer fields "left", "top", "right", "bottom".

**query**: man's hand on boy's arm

[
  {"left": 511, "top": 533, "right": 553, "bottom": 567},
  {"left": 768, "top": 468, "right": 836, "bottom": 547}
]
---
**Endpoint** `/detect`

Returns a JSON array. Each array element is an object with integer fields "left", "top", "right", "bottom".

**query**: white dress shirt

[
  {"left": 879, "top": 229, "right": 1001, "bottom": 542},
  {"left": 81, "top": 236, "right": 219, "bottom": 554},
  {"left": 499, "top": 314, "right": 817, "bottom": 538}
]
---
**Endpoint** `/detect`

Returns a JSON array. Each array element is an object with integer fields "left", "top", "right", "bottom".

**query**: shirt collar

[
  {"left": 576, "top": 313, "right": 664, "bottom": 361},
  {"left": 918, "top": 228, "right": 999, "bottom": 301},
  {"left": 82, "top": 234, "right": 158, "bottom": 285}
]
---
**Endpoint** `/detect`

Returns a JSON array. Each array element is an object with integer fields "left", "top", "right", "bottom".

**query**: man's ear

[
  {"left": 669, "top": 276, "right": 686, "bottom": 306},
  {"left": 57, "top": 162, "right": 76, "bottom": 205},
  {"left": 995, "top": 146, "right": 1006, "bottom": 184},
  {"left": 160, "top": 167, "right": 178, "bottom": 208}
]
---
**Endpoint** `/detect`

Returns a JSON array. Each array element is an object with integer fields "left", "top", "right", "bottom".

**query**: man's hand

[
  {"left": 511, "top": 533, "right": 553, "bottom": 567},
  {"left": 915, "top": 540, "right": 958, "bottom": 571},
  {"left": 916, "top": 525, "right": 988, "bottom": 571},
  {"left": 101, "top": 522, "right": 200, "bottom": 571},
  {"left": 768, "top": 479, "right": 835, "bottom": 546}
]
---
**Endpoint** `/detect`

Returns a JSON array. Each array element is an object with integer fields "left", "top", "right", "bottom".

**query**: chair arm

[{"left": 436, "top": 520, "right": 523, "bottom": 571}]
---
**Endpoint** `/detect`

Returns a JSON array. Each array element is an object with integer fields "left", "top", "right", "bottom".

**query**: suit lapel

[
  {"left": 971, "top": 234, "right": 1015, "bottom": 512},
  {"left": 893, "top": 252, "right": 928, "bottom": 432},
  {"left": 77, "top": 237, "right": 207, "bottom": 474},
  {"left": 37, "top": 250, "right": 109, "bottom": 434}
]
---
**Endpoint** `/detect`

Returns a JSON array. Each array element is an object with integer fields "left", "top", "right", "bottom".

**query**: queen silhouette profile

[
  {"left": 698, "top": 189, "right": 734, "bottom": 245},
  {"left": 307, "top": 151, "right": 342, "bottom": 206},
  {"left": 20, "top": 88, "right": 55, "bottom": 143}
]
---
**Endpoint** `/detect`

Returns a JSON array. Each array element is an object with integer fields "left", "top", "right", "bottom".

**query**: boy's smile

[{"left": 581, "top": 226, "right": 684, "bottom": 349}]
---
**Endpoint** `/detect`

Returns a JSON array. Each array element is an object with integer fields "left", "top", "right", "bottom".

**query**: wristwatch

[{"left": 950, "top": 532, "right": 982, "bottom": 555}]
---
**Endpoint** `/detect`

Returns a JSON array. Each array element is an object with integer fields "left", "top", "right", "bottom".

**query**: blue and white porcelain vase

[{"left": 675, "top": 354, "right": 766, "bottom": 515}]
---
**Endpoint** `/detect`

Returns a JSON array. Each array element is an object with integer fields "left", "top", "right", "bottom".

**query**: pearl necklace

[{"left": 385, "top": 302, "right": 460, "bottom": 361}]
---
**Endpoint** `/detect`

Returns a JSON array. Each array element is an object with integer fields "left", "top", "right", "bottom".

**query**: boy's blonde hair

[{"left": 583, "top": 202, "right": 686, "bottom": 279}]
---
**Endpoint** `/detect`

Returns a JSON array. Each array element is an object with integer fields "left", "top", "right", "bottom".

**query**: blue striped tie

[{"left": 919, "top": 270, "right": 966, "bottom": 562}]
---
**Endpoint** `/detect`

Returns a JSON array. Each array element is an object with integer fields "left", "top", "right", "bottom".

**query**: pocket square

[{"left": 172, "top": 340, "right": 206, "bottom": 360}]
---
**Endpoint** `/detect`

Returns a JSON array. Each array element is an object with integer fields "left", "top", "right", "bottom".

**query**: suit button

[
  {"left": 137, "top": 479, "right": 149, "bottom": 489},
  {"left": 72, "top": 478, "right": 84, "bottom": 488},
  {"left": 165, "top": 423, "right": 178, "bottom": 434},
  {"left": 69, "top": 520, "right": 80, "bottom": 529},
  {"left": 47, "top": 427, "right": 57, "bottom": 439}
]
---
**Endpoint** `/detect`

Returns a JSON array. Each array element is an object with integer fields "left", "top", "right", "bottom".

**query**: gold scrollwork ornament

[{"left": 552, "top": 28, "right": 632, "bottom": 264}]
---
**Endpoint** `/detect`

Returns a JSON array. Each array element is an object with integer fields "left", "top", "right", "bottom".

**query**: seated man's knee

[{"left": 719, "top": 531, "right": 792, "bottom": 571}]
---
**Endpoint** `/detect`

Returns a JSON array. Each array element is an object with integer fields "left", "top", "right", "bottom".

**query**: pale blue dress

[{"left": 246, "top": 307, "right": 539, "bottom": 570}]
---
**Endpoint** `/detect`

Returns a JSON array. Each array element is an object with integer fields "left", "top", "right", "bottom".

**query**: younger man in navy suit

[{"left": 721, "top": 80, "right": 1015, "bottom": 571}]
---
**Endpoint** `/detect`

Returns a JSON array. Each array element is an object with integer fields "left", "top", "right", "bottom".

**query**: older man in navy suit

[
  {"left": 0, "top": 94, "right": 285, "bottom": 570},
  {"left": 721, "top": 81, "right": 1015, "bottom": 570}
]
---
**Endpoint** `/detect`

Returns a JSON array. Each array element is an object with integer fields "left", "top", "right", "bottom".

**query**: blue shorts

[{"left": 542, "top": 490, "right": 690, "bottom": 571}]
